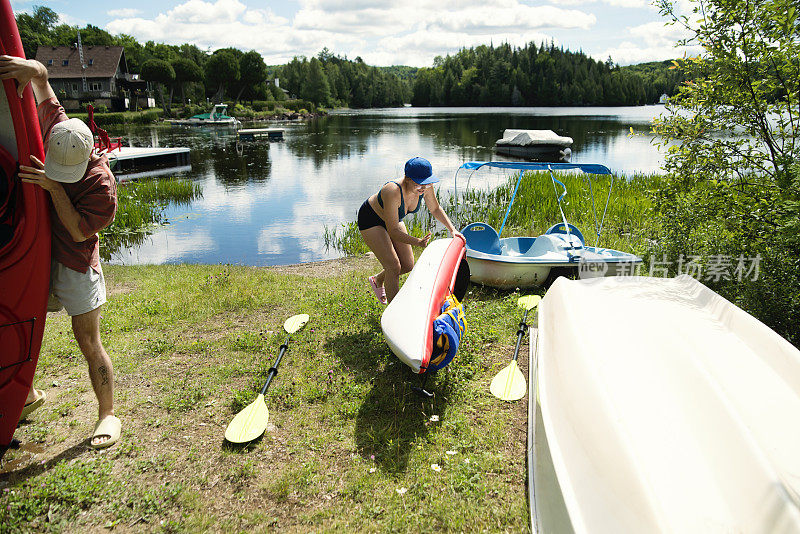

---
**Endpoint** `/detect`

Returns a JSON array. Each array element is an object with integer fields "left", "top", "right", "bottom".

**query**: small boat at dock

[{"left": 168, "top": 104, "right": 240, "bottom": 127}]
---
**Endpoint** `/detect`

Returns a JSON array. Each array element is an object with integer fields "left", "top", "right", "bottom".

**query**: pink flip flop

[{"left": 368, "top": 276, "right": 387, "bottom": 304}]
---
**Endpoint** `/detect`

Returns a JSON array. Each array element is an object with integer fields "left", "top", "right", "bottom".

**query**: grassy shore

[{"left": 1, "top": 258, "right": 532, "bottom": 533}]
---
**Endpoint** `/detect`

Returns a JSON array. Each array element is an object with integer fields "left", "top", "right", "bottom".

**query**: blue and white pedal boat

[{"left": 456, "top": 162, "right": 642, "bottom": 289}]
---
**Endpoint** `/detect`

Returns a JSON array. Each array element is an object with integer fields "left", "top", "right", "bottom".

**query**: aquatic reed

[
  {"left": 100, "top": 177, "right": 202, "bottom": 259},
  {"left": 325, "top": 170, "right": 660, "bottom": 257}
]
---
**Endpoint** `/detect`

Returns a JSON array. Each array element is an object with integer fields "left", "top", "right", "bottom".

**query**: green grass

[{"left": 2, "top": 262, "right": 532, "bottom": 532}]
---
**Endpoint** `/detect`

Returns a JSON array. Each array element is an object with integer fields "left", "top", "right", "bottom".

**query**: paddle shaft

[
  {"left": 511, "top": 308, "right": 531, "bottom": 363},
  {"left": 259, "top": 334, "right": 290, "bottom": 396}
]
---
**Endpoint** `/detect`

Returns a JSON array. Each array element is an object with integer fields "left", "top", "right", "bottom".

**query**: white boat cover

[
  {"left": 536, "top": 275, "right": 800, "bottom": 534},
  {"left": 496, "top": 129, "right": 573, "bottom": 147}
]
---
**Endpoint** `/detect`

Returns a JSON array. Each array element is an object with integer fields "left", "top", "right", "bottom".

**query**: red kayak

[{"left": 0, "top": 0, "right": 50, "bottom": 458}]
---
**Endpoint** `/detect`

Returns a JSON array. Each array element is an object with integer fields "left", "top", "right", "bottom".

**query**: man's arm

[
  {"left": 0, "top": 55, "right": 57, "bottom": 102},
  {"left": 19, "top": 155, "right": 86, "bottom": 242}
]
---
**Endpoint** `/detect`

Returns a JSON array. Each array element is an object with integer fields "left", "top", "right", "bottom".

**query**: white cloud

[
  {"left": 425, "top": 6, "right": 595, "bottom": 32},
  {"left": 629, "top": 20, "right": 691, "bottom": 47},
  {"left": 602, "top": 0, "right": 652, "bottom": 7},
  {"left": 601, "top": 40, "right": 700, "bottom": 65},
  {"left": 168, "top": 0, "right": 246, "bottom": 24},
  {"left": 106, "top": 4, "right": 292, "bottom": 59},
  {"left": 56, "top": 12, "right": 85, "bottom": 27},
  {"left": 599, "top": 18, "right": 699, "bottom": 64},
  {"left": 547, "top": 0, "right": 595, "bottom": 5},
  {"left": 107, "top": 8, "right": 142, "bottom": 18},
  {"left": 104, "top": 0, "right": 596, "bottom": 66}
]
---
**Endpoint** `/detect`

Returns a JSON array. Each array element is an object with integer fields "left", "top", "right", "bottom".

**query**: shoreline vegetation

[{"left": 67, "top": 99, "right": 325, "bottom": 126}]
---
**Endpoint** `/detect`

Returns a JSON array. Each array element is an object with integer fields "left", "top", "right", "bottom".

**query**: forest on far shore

[{"left": 16, "top": 6, "right": 682, "bottom": 109}]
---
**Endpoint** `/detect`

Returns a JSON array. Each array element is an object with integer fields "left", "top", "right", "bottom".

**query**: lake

[{"left": 108, "top": 106, "right": 667, "bottom": 267}]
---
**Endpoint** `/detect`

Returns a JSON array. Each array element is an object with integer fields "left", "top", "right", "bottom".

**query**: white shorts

[{"left": 50, "top": 261, "right": 107, "bottom": 316}]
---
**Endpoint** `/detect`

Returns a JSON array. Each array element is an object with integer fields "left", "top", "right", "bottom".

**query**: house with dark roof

[{"left": 34, "top": 45, "right": 152, "bottom": 111}]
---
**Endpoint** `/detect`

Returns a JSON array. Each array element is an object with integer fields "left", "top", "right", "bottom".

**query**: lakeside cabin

[{"left": 34, "top": 45, "right": 152, "bottom": 112}]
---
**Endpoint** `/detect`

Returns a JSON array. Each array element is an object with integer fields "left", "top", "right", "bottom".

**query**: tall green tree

[
  {"left": 652, "top": 0, "right": 800, "bottom": 345},
  {"left": 205, "top": 49, "right": 240, "bottom": 102},
  {"left": 231, "top": 50, "right": 267, "bottom": 108},
  {"left": 303, "top": 57, "right": 331, "bottom": 107},
  {"left": 140, "top": 59, "right": 175, "bottom": 115},
  {"left": 15, "top": 5, "right": 58, "bottom": 58},
  {"left": 171, "top": 57, "right": 203, "bottom": 104}
]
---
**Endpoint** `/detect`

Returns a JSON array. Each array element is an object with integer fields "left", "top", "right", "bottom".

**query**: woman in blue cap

[{"left": 358, "top": 156, "right": 457, "bottom": 304}]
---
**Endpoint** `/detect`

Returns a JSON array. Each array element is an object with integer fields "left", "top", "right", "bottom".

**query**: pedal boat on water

[{"left": 456, "top": 161, "right": 642, "bottom": 289}]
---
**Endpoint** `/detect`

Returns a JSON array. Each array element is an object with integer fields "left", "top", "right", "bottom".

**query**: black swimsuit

[{"left": 357, "top": 182, "right": 423, "bottom": 231}]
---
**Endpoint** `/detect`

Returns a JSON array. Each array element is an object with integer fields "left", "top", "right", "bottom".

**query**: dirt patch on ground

[
  {"left": 107, "top": 279, "right": 137, "bottom": 296},
  {"left": 269, "top": 254, "right": 377, "bottom": 278}
]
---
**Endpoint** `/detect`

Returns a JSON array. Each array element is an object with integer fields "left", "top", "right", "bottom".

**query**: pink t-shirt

[{"left": 37, "top": 98, "right": 117, "bottom": 274}]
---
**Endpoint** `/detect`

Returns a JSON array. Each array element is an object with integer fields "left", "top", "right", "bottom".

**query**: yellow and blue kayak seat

[{"left": 430, "top": 294, "right": 467, "bottom": 371}]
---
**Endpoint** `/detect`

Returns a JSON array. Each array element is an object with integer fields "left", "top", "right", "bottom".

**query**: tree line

[
  {"left": 411, "top": 42, "right": 683, "bottom": 107},
  {"left": 280, "top": 49, "right": 411, "bottom": 108},
  {"left": 16, "top": 6, "right": 682, "bottom": 111},
  {"left": 14, "top": 7, "right": 412, "bottom": 112}
]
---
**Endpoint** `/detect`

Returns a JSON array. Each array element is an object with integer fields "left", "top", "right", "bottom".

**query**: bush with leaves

[{"left": 652, "top": 0, "right": 800, "bottom": 345}]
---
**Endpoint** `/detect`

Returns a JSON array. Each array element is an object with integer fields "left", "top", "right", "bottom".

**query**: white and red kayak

[{"left": 381, "top": 235, "right": 466, "bottom": 374}]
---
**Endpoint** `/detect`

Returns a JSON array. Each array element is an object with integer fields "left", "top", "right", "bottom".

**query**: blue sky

[{"left": 11, "top": 0, "right": 696, "bottom": 67}]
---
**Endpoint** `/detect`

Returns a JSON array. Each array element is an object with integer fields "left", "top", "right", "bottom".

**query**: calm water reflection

[{"left": 108, "top": 106, "right": 666, "bottom": 266}]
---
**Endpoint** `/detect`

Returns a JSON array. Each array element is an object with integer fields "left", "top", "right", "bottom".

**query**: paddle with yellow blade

[
  {"left": 490, "top": 295, "right": 541, "bottom": 401},
  {"left": 224, "top": 314, "right": 310, "bottom": 443}
]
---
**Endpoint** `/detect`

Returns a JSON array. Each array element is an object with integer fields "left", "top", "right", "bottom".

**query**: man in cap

[{"left": 0, "top": 55, "right": 120, "bottom": 449}]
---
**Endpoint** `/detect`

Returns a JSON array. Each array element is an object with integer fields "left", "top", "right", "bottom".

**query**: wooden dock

[
  {"left": 236, "top": 128, "right": 284, "bottom": 141},
  {"left": 106, "top": 146, "right": 191, "bottom": 178}
]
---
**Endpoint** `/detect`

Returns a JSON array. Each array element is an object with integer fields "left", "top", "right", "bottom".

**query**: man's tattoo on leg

[{"left": 99, "top": 365, "right": 109, "bottom": 385}]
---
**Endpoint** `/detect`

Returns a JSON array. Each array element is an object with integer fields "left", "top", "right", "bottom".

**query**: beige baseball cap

[{"left": 45, "top": 118, "right": 93, "bottom": 183}]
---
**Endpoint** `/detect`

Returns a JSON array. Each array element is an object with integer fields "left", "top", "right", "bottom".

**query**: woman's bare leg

[
  {"left": 360, "top": 223, "right": 416, "bottom": 303},
  {"left": 361, "top": 226, "right": 402, "bottom": 302}
]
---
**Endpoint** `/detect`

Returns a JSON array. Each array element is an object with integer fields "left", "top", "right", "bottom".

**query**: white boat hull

[
  {"left": 465, "top": 246, "right": 642, "bottom": 289},
  {"left": 381, "top": 237, "right": 466, "bottom": 373},
  {"left": 495, "top": 144, "right": 571, "bottom": 161},
  {"left": 529, "top": 275, "right": 800, "bottom": 534},
  {"left": 466, "top": 252, "right": 553, "bottom": 288}
]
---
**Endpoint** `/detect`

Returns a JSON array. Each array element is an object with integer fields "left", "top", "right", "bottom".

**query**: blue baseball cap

[{"left": 404, "top": 157, "right": 439, "bottom": 185}]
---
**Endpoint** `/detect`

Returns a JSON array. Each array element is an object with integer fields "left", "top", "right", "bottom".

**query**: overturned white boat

[
  {"left": 495, "top": 129, "right": 572, "bottom": 161},
  {"left": 529, "top": 275, "right": 800, "bottom": 533}
]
